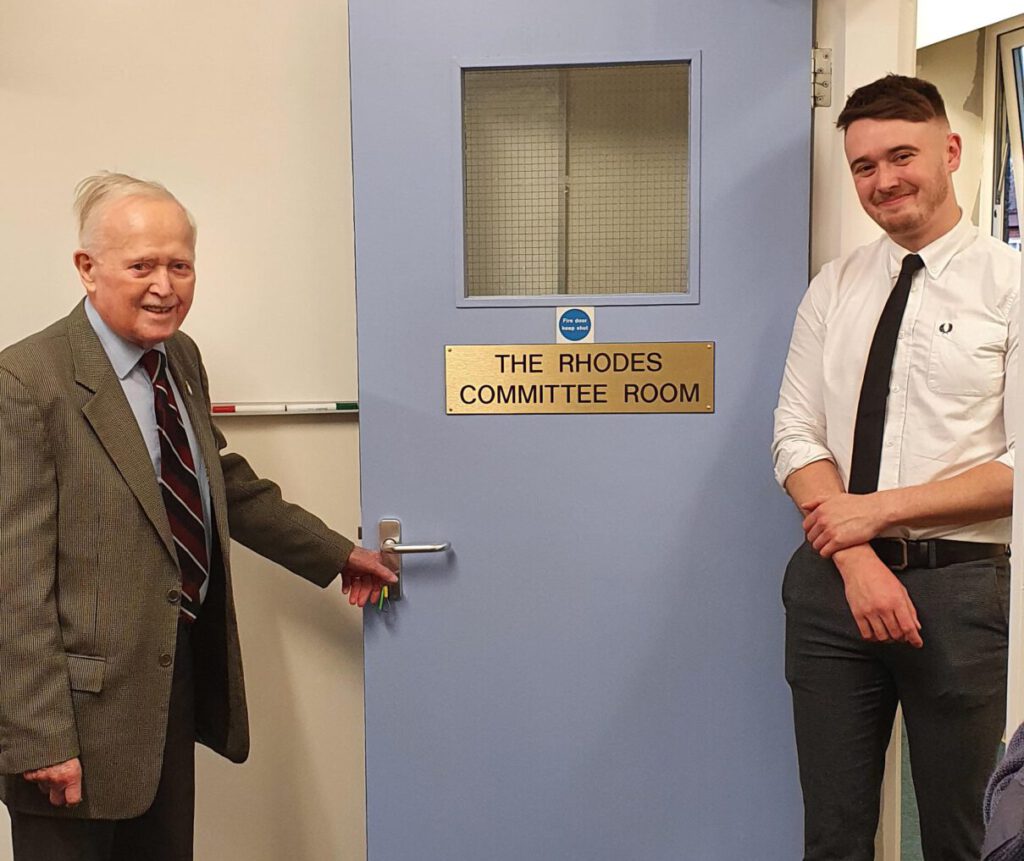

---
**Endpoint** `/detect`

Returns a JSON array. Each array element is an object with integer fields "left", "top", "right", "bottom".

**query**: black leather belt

[{"left": 870, "top": 538, "right": 1008, "bottom": 571}]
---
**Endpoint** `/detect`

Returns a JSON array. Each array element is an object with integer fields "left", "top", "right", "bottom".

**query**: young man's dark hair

[{"left": 836, "top": 73, "right": 947, "bottom": 130}]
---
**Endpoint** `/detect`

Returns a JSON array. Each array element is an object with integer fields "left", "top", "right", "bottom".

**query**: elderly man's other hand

[
  {"left": 802, "top": 492, "right": 889, "bottom": 557},
  {"left": 23, "top": 757, "right": 83, "bottom": 807},
  {"left": 341, "top": 547, "right": 398, "bottom": 608}
]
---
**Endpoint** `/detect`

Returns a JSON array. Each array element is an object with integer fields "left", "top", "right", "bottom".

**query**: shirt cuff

[{"left": 773, "top": 445, "right": 835, "bottom": 489}]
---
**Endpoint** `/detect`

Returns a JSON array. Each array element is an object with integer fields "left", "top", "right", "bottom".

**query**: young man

[{"left": 773, "top": 76, "right": 1019, "bottom": 860}]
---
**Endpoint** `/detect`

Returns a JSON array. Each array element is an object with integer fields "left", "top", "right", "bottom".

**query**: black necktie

[
  {"left": 141, "top": 350, "right": 209, "bottom": 622},
  {"left": 847, "top": 253, "right": 925, "bottom": 495}
]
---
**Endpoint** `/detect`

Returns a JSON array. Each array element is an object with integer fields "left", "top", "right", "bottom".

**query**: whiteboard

[{"left": 0, "top": 0, "right": 359, "bottom": 405}]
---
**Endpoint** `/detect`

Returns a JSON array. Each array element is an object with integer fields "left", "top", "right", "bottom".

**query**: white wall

[
  {"left": 193, "top": 417, "right": 365, "bottom": 860},
  {"left": 811, "top": 0, "right": 918, "bottom": 273},
  {"left": 917, "top": 31, "right": 987, "bottom": 226},
  {"left": 918, "top": 0, "right": 1024, "bottom": 48},
  {"left": 0, "top": 1, "right": 367, "bottom": 858}
]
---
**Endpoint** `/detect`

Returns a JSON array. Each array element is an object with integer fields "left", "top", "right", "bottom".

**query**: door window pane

[
  {"left": 462, "top": 62, "right": 690, "bottom": 298},
  {"left": 995, "top": 29, "right": 1024, "bottom": 249}
]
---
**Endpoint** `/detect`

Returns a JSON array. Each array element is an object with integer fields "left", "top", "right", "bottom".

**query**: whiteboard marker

[
  {"left": 286, "top": 402, "right": 346, "bottom": 413},
  {"left": 236, "top": 403, "right": 287, "bottom": 413},
  {"left": 211, "top": 403, "right": 287, "bottom": 414},
  {"left": 210, "top": 402, "right": 358, "bottom": 415}
]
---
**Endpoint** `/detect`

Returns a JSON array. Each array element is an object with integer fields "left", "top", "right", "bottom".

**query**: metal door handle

[
  {"left": 382, "top": 538, "right": 450, "bottom": 554},
  {"left": 378, "top": 518, "right": 451, "bottom": 601}
]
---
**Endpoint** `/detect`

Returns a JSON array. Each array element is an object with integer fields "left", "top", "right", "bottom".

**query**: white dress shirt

[{"left": 773, "top": 215, "right": 1020, "bottom": 542}]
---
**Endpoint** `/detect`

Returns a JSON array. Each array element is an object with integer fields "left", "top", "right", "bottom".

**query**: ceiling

[{"left": 917, "top": 0, "right": 1023, "bottom": 48}]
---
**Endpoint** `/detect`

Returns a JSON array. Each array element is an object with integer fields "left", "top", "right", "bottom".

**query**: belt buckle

[{"left": 891, "top": 538, "right": 909, "bottom": 572}]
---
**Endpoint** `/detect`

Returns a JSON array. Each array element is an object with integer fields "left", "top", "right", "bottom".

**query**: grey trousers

[
  {"left": 9, "top": 622, "right": 196, "bottom": 861},
  {"left": 784, "top": 542, "right": 1009, "bottom": 861}
]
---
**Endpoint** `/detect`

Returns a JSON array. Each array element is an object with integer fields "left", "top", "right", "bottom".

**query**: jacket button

[
  {"left": 159, "top": 653, "right": 173, "bottom": 668},
  {"left": 167, "top": 589, "right": 181, "bottom": 604}
]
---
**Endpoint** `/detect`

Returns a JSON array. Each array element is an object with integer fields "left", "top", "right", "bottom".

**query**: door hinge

[{"left": 812, "top": 47, "right": 832, "bottom": 108}]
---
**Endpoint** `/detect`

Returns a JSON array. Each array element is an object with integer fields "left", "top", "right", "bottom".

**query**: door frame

[
  {"left": 981, "top": 10, "right": 1024, "bottom": 738},
  {"left": 811, "top": 1, "right": 919, "bottom": 857},
  {"left": 987, "top": 14, "right": 1024, "bottom": 738}
]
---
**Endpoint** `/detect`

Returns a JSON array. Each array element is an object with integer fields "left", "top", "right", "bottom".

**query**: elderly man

[
  {"left": 0, "top": 172, "right": 396, "bottom": 860},
  {"left": 773, "top": 76, "right": 1019, "bottom": 860}
]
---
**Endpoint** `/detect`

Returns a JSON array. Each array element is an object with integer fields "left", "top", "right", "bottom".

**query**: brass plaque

[{"left": 445, "top": 343, "right": 714, "bottom": 415}]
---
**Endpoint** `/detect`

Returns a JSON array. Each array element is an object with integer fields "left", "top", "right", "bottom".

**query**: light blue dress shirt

[{"left": 84, "top": 299, "right": 213, "bottom": 603}]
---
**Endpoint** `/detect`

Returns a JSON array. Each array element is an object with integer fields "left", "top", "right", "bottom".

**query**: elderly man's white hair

[{"left": 74, "top": 172, "right": 197, "bottom": 252}]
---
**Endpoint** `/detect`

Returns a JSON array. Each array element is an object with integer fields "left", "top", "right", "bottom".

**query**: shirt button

[
  {"left": 167, "top": 589, "right": 181, "bottom": 604},
  {"left": 885, "top": 440, "right": 895, "bottom": 448},
  {"left": 159, "top": 653, "right": 173, "bottom": 668},
  {"left": 891, "top": 385, "right": 900, "bottom": 393}
]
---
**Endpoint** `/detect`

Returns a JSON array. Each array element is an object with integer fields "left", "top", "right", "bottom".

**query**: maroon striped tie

[{"left": 141, "top": 350, "right": 208, "bottom": 622}]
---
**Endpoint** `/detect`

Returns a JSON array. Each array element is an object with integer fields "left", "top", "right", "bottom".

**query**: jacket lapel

[{"left": 68, "top": 302, "right": 177, "bottom": 561}]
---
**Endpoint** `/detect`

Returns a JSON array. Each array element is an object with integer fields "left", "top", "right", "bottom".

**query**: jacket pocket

[{"left": 66, "top": 654, "right": 106, "bottom": 693}]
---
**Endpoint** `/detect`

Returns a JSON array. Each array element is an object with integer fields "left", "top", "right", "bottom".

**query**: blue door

[{"left": 350, "top": 2, "right": 811, "bottom": 857}]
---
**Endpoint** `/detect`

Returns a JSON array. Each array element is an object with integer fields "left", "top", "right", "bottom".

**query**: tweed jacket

[{"left": 0, "top": 301, "right": 354, "bottom": 819}]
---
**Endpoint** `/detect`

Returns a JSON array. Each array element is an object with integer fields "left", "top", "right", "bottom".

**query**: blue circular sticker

[{"left": 559, "top": 308, "right": 592, "bottom": 342}]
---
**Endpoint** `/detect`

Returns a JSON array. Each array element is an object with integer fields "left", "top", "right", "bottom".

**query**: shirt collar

[
  {"left": 84, "top": 298, "right": 166, "bottom": 380},
  {"left": 884, "top": 211, "right": 977, "bottom": 281}
]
